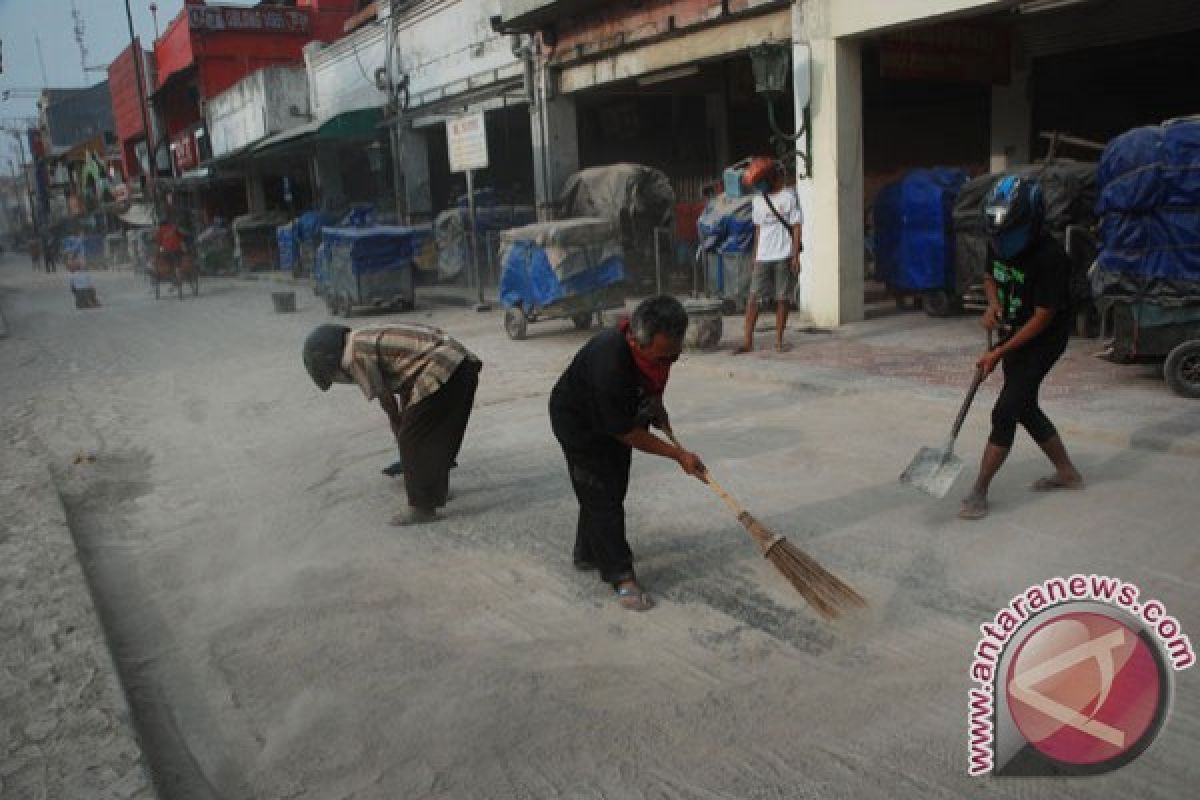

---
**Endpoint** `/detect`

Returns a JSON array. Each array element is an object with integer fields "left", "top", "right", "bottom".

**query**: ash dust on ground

[{"left": 2, "top": 256, "right": 1198, "bottom": 799}]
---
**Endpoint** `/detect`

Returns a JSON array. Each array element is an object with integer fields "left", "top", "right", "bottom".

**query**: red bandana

[{"left": 620, "top": 319, "right": 671, "bottom": 396}]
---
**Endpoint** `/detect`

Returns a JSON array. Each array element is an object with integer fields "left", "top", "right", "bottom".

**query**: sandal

[
  {"left": 1032, "top": 474, "right": 1084, "bottom": 491},
  {"left": 616, "top": 585, "right": 653, "bottom": 612},
  {"left": 958, "top": 493, "right": 989, "bottom": 521}
]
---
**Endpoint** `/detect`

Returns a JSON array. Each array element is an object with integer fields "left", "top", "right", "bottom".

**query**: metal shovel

[{"left": 900, "top": 332, "right": 993, "bottom": 498}]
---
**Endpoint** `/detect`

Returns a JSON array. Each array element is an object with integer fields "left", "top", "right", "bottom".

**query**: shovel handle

[
  {"left": 949, "top": 330, "right": 995, "bottom": 443},
  {"left": 662, "top": 429, "right": 746, "bottom": 517}
]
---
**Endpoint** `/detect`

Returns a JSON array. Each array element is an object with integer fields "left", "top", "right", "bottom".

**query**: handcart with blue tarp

[
  {"left": 1092, "top": 117, "right": 1200, "bottom": 398},
  {"left": 296, "top": 211, "right": 330, "bottom": 284},
  {"left": 696, "top": 192, "right": 755, "bottom": 313},
  {"left": 320, "top": 224, "right": 434, "bottom": 317},
  {"left": 875, "top": 168, "right": 969, "bottom": 316},
  {"left": 277, "top": 221, "right": 298, "bottom": 273},
  {"left": 498, "top": 218, "right": 627, "bottom": 340}
]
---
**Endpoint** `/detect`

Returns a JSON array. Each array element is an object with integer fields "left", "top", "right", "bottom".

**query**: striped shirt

[{"left": 345, "top": 324, "right": 479, "bottom": 411}]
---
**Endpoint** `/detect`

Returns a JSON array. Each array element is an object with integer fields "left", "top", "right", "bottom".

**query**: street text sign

[{"left": 446, "top": 112, "right": 489, "bottom": 174}]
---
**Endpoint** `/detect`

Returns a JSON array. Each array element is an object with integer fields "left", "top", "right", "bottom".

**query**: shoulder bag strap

[{"left": 762, "top": 191, "right": 793, "bottom": 244}]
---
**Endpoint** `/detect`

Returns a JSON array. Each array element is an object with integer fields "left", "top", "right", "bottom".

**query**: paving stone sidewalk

[{"left": 0, "top": 440, "right": 157, "bottom": 800}]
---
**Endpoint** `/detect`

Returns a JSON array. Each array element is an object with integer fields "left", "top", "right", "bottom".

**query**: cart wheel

[
  {"left": 505, "top": 307, "right": 528, "bottom": 340},
  {"left": 337, "top": 294, "right": 353, "bottom": 318},
  {"left": 1164, "top": 340, "right": 1200, "bottom": 399},
  {"left": 923, "top": 290, "right": 953, "bottom": 318},
  {"left": 571, "top": 312, "right": 594, "bottom": 331},
  {"left": 325, "top": 292, "right": 338, "bottom": 315}
]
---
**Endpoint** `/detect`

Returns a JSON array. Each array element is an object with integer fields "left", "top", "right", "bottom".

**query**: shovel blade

[{"left": 899, "top": 446, "right": 964, "bottom": 499}]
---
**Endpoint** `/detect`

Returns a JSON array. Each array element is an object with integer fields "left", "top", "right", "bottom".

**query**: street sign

[{"left": 446, "top": 112, "right": 489, "bottom": 173}]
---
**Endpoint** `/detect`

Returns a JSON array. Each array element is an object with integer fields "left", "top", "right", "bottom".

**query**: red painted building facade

[
  {"left": 152, "top": 0, "right": 359, "bottom": 173},
  {"left": 108, "top": 39, "right": 157, "bottom": 183}
]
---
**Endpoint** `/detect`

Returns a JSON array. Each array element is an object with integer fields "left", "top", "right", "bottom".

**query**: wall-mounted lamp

[{"left": 749, "top": 41, "right": 812, "bottom": 178}]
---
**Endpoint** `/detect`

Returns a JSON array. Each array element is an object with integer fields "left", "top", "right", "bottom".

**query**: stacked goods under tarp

[
  {"left": 498, "top": 218, "right": 625, "bottom": 310},
  {"left": 321, "top": 225, "right": 435, "bottom": 312},
  {"left": 558, "top": 164, "right": 674, "bottom": 282},
  {"left": 1092, "top": 118, "right": 1200, "bottom": 304},
  {"left": 697, "top": 193, "right": 754, "bottom": 306},
  {"left": 875, "top": 168, "right": 969, "bottom": 294},
  {"left": 433, "top": 205, "right": 536, "bottom": 281},
  {"left": 234, "top": 211, "right": 289, "bottom": 271},
  {"left": 295, "top": 211, "right": 331, "bottom": 280},
  {"left": 196, "top": 219, "right": 234, "bottom": 274},
  {"left": 953, "top": 160, "right": 1097, "bottom": 301},
  {"left": 277, "top": 221, "right": 298, "bottom": 272}
]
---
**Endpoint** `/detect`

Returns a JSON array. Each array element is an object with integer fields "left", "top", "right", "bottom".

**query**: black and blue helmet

[{"left": 984, "top": 175, "right": 1044, "bottom": 260}]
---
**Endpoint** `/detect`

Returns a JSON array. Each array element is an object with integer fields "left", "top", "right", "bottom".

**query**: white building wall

[
  {"left": 306, "top": 11, "right": 391, "bottom": 121},
  {"left": 207, "top": 67, "right": 309, "bottom": 158},
  {"left": 392, "top": 0, "right": 523, "bottom": 111}
]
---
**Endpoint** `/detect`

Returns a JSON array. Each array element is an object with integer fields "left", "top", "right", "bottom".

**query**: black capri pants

[{"left": 989, "top": 335, "right": 1068, "bottom": 448}]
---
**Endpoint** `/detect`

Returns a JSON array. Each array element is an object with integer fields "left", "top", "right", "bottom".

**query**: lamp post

[{"left": 749, "top": 41, "right": 812, "bottom": 178}]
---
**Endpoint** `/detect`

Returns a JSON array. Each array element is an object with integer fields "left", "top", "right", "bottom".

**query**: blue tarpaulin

[
  {"left": 874, "top": 168, "right": 968, "bottom": 292},
  {"left": 1095, "top": 118, "right": 1200, "bottom": 301},
  {"left": 322, "top": 225, "right": 433, "bottom": 276},
  {"left": 277, "top": 223, "right": 298, "bottom": 271},
  {"left": 697, "top": 194, "right": 754, "bottom": 255}
]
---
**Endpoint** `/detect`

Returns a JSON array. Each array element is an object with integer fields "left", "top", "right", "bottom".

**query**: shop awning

[
  {"left": 318, "top": 107, "right": 384, "bottom": 140},
  {"left": 252, "top": 108, "right": 386, "bottom": 156},
  {"left": 253, "top": 120, "right": 320, "bottom": 153}
]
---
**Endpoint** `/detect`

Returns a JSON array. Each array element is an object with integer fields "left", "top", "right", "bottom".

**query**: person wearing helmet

[
  {"left": 959, "top": 176, "right": 1083, "bottom": 520},
  {"left": 302, "top": 323, "right": 482, "bottom": 526},
  {"left": 736, "top": 157, "right": 803, "bottom": 354}
]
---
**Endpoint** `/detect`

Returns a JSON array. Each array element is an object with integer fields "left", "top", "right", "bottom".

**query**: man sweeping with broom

[{"left": 549, "top": 296, "right": 707, "bottom": 612}]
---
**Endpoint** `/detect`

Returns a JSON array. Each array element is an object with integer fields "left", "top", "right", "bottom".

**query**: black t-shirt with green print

[{"left": 989, "top": 233, "right": 1071, "bottom": 346}]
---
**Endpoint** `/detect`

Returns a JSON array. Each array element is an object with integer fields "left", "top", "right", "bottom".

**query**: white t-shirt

[
  {"left": 68, "top": 271, "right": 94, "bottom": 291},
  {"left": 752, "top": 188, "right": 803, "bottom": 262}
]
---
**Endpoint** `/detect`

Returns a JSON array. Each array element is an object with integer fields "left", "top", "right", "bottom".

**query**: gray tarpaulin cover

[
  {"left": 499, "top": 218, "right": 625, "bottom": 308},
  {"left": 433, "top": 205, "right": 536, "bottom": 279},
  {"left": 952, "top": 160, "right": 1097, "bottom": 299},
  {"left": 557, "top": 164, "right": 675, "bottom": 250}
]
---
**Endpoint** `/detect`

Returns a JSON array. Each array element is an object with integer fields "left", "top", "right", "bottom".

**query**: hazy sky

[{"left": 0, "top": 1, "right": 254, "bottom": 167}]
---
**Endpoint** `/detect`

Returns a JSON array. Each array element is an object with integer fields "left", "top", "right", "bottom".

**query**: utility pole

[
  {"left": 2, "top": 127, "right": 39, "bottom": 240},
  {"left": 125, "top": 0, "right": 159, "bottom": 225},
  {"left": 34, "top": 34, "right": 49, "bottom": 86}
]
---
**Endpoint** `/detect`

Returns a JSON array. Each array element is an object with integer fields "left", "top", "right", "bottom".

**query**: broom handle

[
  {"left": 948, "top": 330, "right": 995, "bottom": 443},
  {"left": 663, "top": 429, "right": 747, "bottom": 517}
]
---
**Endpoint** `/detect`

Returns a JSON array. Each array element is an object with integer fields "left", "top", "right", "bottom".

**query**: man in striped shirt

[{"left": 303, "top": 323, "right": 482, "bottom": 525}]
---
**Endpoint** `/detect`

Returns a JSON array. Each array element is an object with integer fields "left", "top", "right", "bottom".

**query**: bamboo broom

[{"left": 666, "top": 430, "right": 866, "bottom": 619}]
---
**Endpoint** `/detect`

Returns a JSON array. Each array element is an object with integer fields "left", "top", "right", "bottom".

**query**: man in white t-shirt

[{"left": 736, "top": 159, "right": 803, "bottom": 353}]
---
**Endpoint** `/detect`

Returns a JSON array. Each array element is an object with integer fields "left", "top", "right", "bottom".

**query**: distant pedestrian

[
  {"left": 959, "top": 176, "right": 1083, "bottom": 520},
  {"left": 302, "top": 323, "right": 482, "bottom": 526},
  {"left": 549, "top": 296, "right": 706, "bottom": 612},
  {"left": 43, "top": 236, "right": 59, "bottom": 273},
  {"left": 735, "top": 158, "right": 803, "bottom": 354}
]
